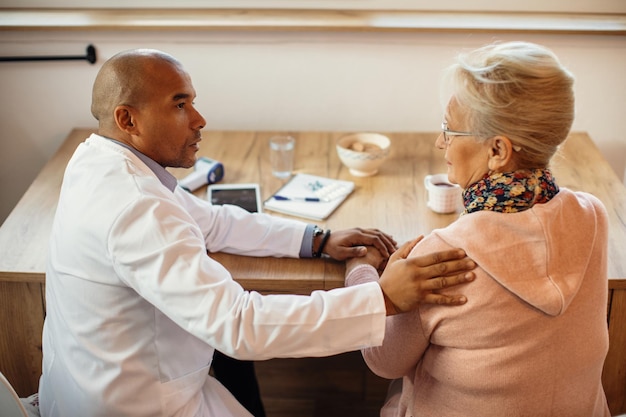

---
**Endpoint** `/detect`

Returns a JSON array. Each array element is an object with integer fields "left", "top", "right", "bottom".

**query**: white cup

[
  {"left": 269, "top": 136, "right": 295, "bottom": 179},
  {"left": 424, "top": 174, "right": 463, "bottom": 214}
]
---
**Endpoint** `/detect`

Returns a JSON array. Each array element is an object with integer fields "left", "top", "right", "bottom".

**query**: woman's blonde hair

[{"left": 447, "top": 41, "right": 575, "bottom": 168}]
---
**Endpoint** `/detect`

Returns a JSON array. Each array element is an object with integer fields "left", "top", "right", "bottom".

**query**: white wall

[
  {"left": 7, "top": 0, "right": 626, "bottom": 13},
  {"left": 1, "top": 29, "right": 625, "bottom": 224}
]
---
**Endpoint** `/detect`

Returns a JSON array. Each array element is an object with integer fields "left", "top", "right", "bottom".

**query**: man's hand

[
  {"left": 323, "top": 228, "right": 397, "bottom": 261},
  {"left": 377, "top": 237, "right": 476, "bottom": 315}
]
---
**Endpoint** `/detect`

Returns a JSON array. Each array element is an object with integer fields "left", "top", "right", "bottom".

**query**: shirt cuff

[{"left": 298, "top": 224, "right": 316, "bottom": 258}]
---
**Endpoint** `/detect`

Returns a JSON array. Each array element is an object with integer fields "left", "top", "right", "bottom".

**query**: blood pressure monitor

[{"left": 178, "top": 157, "right": 225, "bottom": 192}]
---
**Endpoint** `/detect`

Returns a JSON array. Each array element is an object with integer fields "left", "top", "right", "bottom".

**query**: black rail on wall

[{"left": 0, "top": 44, "right": 96, "bottom": 64}]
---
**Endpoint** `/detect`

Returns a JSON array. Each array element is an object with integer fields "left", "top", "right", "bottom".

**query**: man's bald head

[{"left": 90, "top": 49, "right": 183, "bottom": 130}]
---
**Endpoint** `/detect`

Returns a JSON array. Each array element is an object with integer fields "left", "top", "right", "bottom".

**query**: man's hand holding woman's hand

[{"left": 323, "top": 228, "right": 397, "bottom": 261}]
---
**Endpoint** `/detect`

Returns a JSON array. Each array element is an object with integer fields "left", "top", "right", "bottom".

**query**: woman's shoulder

[{"left": 543, "top": 188, "right": 608, "bottom": 223}]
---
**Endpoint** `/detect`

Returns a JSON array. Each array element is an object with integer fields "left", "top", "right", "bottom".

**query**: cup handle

[
  {"left": 424, "top": 175, "right": 434, "bottom": 191},
  {"left": 424, "top": 175, "right": 431, "bottom": 208}
]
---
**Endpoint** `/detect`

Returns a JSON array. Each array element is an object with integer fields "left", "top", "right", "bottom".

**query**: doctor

[{"left": 39, "top": 49, "right": 476, "bottom": 417}]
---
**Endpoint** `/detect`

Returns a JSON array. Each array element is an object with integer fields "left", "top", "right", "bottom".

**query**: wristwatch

[
  {"left": 312, "top": 227, "right": 331, "bottom": 258},
  {"left": 312, "top": 226, "right": 324, "bottom": 257}
]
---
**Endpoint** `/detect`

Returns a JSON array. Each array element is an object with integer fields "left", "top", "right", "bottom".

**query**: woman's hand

[{"left": 345, "top": 245, "right": 387, "bottom": 274}]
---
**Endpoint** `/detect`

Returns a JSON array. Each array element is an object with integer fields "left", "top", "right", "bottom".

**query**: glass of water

[{"left": 269, "top": 135, "right": 295, "bottom": 179}]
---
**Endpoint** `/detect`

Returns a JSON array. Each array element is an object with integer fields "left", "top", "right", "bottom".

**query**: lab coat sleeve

[
  {"left": 345, "top": 258, "right": 429, "bottom": 379},
  {"left": 175, "top": 186, "right": 307, "bottom": 258},
  {"left": 108, "top": 192, "right": 386, "bottom": 360}
]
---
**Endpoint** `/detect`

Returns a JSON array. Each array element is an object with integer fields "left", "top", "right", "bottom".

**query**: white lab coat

[{"left": 39, "top": 134, "right": 386, "bottom": 417}]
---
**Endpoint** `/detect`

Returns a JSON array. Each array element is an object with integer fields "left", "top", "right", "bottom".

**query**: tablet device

[{"left": 207, "top": 183, "right": 263, "bottom": 213}]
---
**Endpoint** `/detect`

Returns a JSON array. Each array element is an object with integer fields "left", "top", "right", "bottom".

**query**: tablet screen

[{"left": 208, "top": 185, "right": 261, "bottom": 213}]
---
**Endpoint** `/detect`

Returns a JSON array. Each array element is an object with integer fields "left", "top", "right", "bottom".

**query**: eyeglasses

[
  {"left": 440, "top": 121, "right": 522, "bottom": 151},
  {"left": 441, "top": 121, "right": 475, "bottom": 146}
]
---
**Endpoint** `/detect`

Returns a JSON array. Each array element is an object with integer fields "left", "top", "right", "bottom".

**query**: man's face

[{"left": 132, "top": 61, "right": 206, "bottom": 168}]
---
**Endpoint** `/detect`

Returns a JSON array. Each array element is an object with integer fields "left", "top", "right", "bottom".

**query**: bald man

[{"left": 39, "top": 49, "right": 475, "bottom": 417}]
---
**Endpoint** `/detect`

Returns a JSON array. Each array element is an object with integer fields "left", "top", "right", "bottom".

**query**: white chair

[{"left": 0, "top": 371, "right": 40, "bottom": 417}]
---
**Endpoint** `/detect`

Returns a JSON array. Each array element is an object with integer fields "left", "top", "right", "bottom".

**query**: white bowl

[{"left": 336, "top": 133, "right": 391, "bottom": 177}]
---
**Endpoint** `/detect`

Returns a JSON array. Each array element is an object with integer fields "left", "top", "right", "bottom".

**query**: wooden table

[{"left": 1, "top": 128, "right": 625, "bottom": 413}]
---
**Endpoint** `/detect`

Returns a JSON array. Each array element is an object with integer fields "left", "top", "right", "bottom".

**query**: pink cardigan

[{"left": 346, "top": 189, "right": 610, "bottom": 417}]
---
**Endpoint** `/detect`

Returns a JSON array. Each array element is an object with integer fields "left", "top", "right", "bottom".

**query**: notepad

[{"left": 263, "top": 174, "right": 355, "bottom": 220}]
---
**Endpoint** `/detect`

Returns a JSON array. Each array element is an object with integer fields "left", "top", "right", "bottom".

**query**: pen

[{"left": 273, "top": 195, "right": 327, "bottom": 202}]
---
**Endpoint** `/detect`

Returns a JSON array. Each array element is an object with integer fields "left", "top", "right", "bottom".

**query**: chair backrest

[{"left": 0, "top": 371, "right": 28, "bottom": 417}]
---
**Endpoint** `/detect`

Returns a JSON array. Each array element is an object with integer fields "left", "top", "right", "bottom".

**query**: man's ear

[
  {"left": 113, "top": 105, "right": 139, "bottom": 135},
  {"left": 487, "top": 135, "right": 515, "bottom": 172}
]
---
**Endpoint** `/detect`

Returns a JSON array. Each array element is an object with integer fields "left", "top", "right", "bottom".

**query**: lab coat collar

[{"left": 103, "top": 136, "right": 178, "bottom": 193}]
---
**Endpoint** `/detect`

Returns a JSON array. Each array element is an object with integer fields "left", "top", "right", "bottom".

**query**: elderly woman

[{"left": 346, "top": 41, "right": 610, "bottom": 416}]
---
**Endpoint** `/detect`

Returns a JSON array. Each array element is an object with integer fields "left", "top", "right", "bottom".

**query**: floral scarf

[{"left": 462, "top": 169, "right": 559, "bottom": 215}]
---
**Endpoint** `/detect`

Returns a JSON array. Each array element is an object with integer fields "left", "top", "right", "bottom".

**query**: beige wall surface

[
  {"left": 0, "top": 29, "right": 625, "bottom": 224},
  {"left": 5, "top": 0, "right": 626, "bottom": 13}
]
